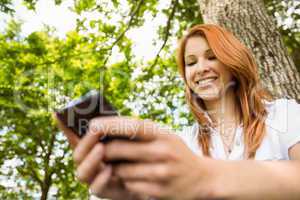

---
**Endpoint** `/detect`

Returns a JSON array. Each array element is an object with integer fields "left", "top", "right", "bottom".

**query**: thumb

[{"left": 53, "top": 113, "right": 80, "bottom": 149}]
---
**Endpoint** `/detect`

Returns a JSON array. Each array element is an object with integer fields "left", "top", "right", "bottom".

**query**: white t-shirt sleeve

[
  {"left": 273, "top": 98, "right": 300, "bottom": 151},
  {"left": 285, "top": 99, "right": 300, "bottom": 149}
]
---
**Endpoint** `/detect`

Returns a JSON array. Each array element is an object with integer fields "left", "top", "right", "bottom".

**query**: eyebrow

[
  {"left": 204, "top": 49, "right": 213, "bottom": 54},
  {"left": 185, "top": 49, "right": 213, "bottom": 60}
]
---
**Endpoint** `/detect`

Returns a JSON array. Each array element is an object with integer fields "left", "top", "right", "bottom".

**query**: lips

[{"left": 195, "top": 77, "right": 218, "bottom": 87}]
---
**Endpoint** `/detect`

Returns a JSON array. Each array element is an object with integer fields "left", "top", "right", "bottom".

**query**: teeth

[{"left": 196, "top": 77, "right": 217, "bottom": 86}]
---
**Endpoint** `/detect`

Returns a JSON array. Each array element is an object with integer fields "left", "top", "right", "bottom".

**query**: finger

[
  {"left": 88, "top": 116, "right": 165, "bottom": 141},
  {"left": 115, "top": 163, "right": 176, "bottom": 182},
  {"left": 104, "top": 140, "right": 172, "bottom": 163},
  {"left": 73, "top": 129, "right": 104, "bottom": 165},
  {"left": 89, "top": 166, "right": 112, "bottom": 197},
  {"left": 124, "top": 180, "right": 166, "bottom": 198},
  {"left": 53, "top": 113, "right": 80, "bottom": 149},
  {"left": 76, "top": 143, "right": 105, "bottom": 184}
]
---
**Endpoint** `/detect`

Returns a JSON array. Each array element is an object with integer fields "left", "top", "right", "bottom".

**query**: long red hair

[{"left": 176, "top": 24, "right": 273, "bottom": 158}]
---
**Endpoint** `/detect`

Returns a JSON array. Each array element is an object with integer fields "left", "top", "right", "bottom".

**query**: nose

[{"left": 194, "top": 58, "right": 210, "bottom": 75}]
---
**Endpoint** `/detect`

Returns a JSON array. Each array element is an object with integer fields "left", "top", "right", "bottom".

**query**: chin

[
  {"left": 198, "top": 94, "right": 220, "bottom": 101},
  {"left": 194, "top": 87, "right": 222, "bottom": 101}
]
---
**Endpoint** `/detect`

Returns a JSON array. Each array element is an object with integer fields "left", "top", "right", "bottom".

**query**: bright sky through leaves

[{"left": 0, "top": 0, "right": 173, "bottom": 61}]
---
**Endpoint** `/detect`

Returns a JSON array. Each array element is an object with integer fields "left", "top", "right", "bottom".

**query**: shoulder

[
  {"left": 264, "top": 98, "right": 300, "bottom": 150},
  {"left": 265, "top": 98, "right": 300, "bottom": 131},
  {"left": 264, "top": 97, "right": 299, "bottom": 112}
]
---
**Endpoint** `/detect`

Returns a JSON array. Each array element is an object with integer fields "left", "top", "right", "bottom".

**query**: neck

[{"left": 203, "top": 89, "right": 241, "bottom": 128}]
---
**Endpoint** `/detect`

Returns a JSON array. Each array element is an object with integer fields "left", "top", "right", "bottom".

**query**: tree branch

[
  {"left": 150, "top": 0, "right": 178, "bottom": 69},
  {"left": 102, "top": 0, "right": 145, "bottom": 68},
  {"left": 17, "top": 167, "right": 43, "bottom": 188}
]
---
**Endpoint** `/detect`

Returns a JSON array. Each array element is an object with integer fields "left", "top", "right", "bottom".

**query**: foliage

[
  {"left": 0, "top": 28, "right": 93, "bottom": 199},
  {"left": 0, "top": 0, "right": 64, "bottom": 13},
  {"left": 265, "top": 0, "right": 300, "bottom": 70}
]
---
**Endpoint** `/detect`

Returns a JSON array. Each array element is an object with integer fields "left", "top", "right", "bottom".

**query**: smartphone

[
  {"left": 55, "top": 90, "right": 129, "bottom": 143},
  {"left": 55, "top": 90, "right": 156, "bottom": 164}
]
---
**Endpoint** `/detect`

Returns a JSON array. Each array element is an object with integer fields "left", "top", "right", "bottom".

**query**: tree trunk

[
  {"left": 197, "top": 0, "right": 300, "bottom": 101},
  {"left": 40, "top": 132, "right": 55, "bottom": 200},
  {"left": 40, "top": 180, "right": 51, "bottom": 200}
]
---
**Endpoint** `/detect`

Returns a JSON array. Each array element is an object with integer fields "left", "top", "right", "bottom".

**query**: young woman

[{"left": 57, "top": 24, "right": 300, "bottom": 200}]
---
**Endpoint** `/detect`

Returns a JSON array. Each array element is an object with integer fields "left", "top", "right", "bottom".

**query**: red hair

[{"left": 176, "top": 24, "right": 273, "bottom": 158}]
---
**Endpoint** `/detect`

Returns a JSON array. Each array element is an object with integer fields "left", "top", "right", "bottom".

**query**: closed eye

[
  {"left": 185, "top": 55, "right": 197, "bottom": 67},
  {"left": 186, "top": 62, "right": 196, "bottom": 66},
  {"left": 208, "top": 56, "right": 216, "bottom": 60}
]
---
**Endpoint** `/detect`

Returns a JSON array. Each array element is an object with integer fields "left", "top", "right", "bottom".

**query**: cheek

[
  {"left": 222, "top": 71, "right": 234, "bottom": 83},
  {"left": 216, "top": 64, "right": 233, "bottom": 85},
  {"left": 185, "top": 70, "right": 194, "bottom": 87}
]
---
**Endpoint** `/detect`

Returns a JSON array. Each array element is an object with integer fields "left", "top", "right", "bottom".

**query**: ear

[{"left": 53, "top": 113, "right": 80, "bottom": 150}]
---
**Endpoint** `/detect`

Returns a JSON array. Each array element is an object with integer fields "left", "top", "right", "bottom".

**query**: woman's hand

[
  {"left": 72, "top": 130, "right": 141, "bottom": 199},
  {"left": 108, "top": 134, "right": 215, "bottom": 200},
  {"left": 54, "top": 115, "right": 145, "bottom": 200},
  {"left": 87, "top": 116, "right": 216, "bottom": 200}
]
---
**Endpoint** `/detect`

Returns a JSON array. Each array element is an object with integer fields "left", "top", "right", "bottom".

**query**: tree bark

[{"left": 197, "top": 0, "right": 300, "bottom": 101}]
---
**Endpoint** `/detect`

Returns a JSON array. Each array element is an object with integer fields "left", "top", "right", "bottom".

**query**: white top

[{"left": 178, "top": 98, "right": 300, "bottom": 160}]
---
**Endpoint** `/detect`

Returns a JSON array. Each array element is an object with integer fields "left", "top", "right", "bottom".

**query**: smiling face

[{"left": 184, "top": 36, "right": 235, "bottom": 102}]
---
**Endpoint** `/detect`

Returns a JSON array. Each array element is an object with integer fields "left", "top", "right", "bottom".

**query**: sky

[
  {"left": 0, "top": 0, "right": 171, "bottom": 61},
  {"left": 0, "top": 0, "right": 77, "bottom": 37}
]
